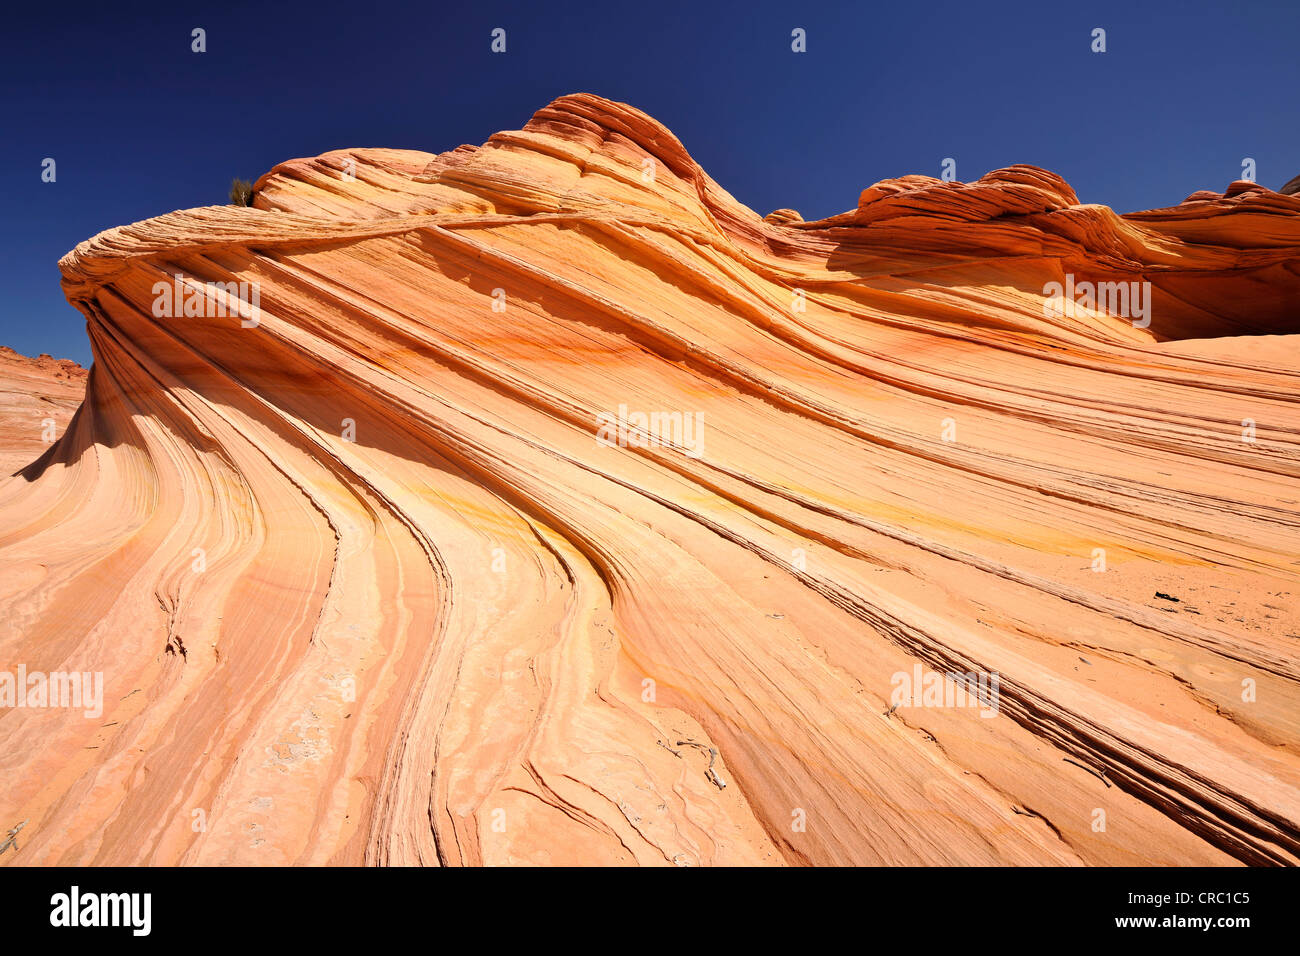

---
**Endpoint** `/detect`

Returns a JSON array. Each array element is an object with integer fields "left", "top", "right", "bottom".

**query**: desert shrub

[{"left": 229, "top": 178, "right": 254, "bottom": 207}]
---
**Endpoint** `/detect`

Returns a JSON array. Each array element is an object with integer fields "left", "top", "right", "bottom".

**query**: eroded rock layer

[
  {"left": 3, "top": 94, "right": 1300, "bottom": 866},
  {"left": 0, "top": 348, "right": 86, "bottom": 476}
]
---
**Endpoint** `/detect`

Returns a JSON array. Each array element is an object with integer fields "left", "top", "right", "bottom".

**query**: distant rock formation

[
  {"left": 2, "top": 94, "right": 1300, "bottom": 866},
  {"left": 0, "top": 346, "right": 86, "bottom": 475},
  {"left": 763, "top": 207, "right": 803, "bottom": 224}
]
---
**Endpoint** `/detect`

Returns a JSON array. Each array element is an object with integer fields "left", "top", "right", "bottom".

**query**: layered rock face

[
  {"left": 3, "top": 94, "right": 1300, "bottom": 866},
  {"left": 0, "top": 348, "right": 86, "bottom": 476}
]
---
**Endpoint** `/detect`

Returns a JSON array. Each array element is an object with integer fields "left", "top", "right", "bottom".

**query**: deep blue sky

[{"left": 4, "top": 0, "right": 1298, "bottom": 366}]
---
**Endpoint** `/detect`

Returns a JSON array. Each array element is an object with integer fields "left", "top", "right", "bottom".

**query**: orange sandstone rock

[
  {"left": 2, "top": 94, "right": 1299, "bottom": 866},
  {"left": 0, "top": 347, "right": 86, "bottom": 476}
]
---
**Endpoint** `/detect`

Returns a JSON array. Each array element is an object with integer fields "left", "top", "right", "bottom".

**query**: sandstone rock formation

[
  {"left": 2, "top": 94, "right": 1299, "bottom": 865},
  {"left": 0, "top": 347, "right": 86, "bottom": 476}
]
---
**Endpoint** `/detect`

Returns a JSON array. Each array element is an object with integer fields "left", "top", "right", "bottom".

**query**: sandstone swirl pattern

[{"left": 3, "top": 94, "right": 1300, "bottom": 865}]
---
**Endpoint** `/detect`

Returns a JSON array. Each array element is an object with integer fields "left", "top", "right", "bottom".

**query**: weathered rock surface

[
  {"left": 2, "top": 94, "right": 1299, "bottom": 866},
  {"left": 0, "top": 347, "right": 86, "bottom": 476}
]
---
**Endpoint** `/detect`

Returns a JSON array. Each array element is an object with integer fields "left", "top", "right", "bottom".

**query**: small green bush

[{"left": 229, "top": 178, "right": 254, "bottom": 207}]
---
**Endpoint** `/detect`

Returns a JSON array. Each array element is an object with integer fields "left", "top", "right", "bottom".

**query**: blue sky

[{"left": 4, "top": 0, "right": 1298, "bottom": 366}]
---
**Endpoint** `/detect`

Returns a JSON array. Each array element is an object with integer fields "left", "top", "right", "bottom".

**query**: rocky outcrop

[
  {"left": 2, "top": 94, "right": 1299, "bottom": 866},
  {"left": 0, "top": 347, "right": 86, "bottom": 476}
]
